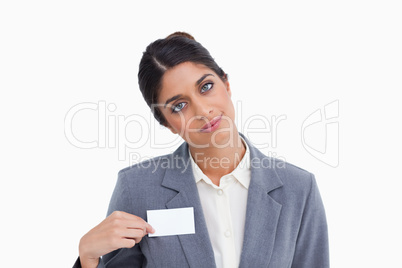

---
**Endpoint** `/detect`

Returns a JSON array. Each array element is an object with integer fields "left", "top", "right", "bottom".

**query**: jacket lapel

[
  {"left": 161, "top": 142, "right": 216, "bottom": 268},
  {"left": 160, "top": 134, "right": 283, "bottom": 267},
  {"left": 239, "top": 135, "right": 284, "bottom": 267}
]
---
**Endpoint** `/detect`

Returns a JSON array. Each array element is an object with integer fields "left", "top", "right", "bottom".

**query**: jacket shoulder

[
  {"left": 272, "top": 159, "right": 316, "bottom": 196},
  {"left": 117, "top": 152, "right": 173, "bottom": 180},
  {"left": 277, "top": 160, "right": 313, "bottom": 180}
]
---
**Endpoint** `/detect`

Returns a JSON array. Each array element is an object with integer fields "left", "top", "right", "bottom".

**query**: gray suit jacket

[{"left": 74, "top": 134, "right": 329, "bottom": 267}]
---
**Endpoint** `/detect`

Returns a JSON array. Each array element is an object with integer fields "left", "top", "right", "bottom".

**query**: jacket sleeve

[
  {"left": 73, "top": 170, "right": 145, "bottom": 268},
  {"left": 72, "top": 257, "right": 104, "bottom": 268},
  {"left": 291, "top": 174, "right": 330, "bottom": 268}
]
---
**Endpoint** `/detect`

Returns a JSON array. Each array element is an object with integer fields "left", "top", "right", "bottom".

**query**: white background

[{"left": 1, "top": 1, "right": 401, "bottom": 267}]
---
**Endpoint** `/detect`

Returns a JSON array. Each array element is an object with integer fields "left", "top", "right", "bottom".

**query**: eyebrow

[
  {"left": 195, "top": 73, "right": 214, "bottom": 86},
  {"left": 164, "top": 94, "right": 183, "bottom": 109},
  {"left": 163, "top": 74, "right": 215, "bottom": 109}
]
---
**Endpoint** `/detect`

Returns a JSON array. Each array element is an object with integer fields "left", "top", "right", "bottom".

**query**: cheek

[
  {"left": 221, "top": 94, "right": 236, "bottom": 119},
  {"left": 169, "top": 117, "right": 184, "bottom": 131},
  {"left": 166, "top": 114, "right": 190, "bottom": 132},
  {"left": 218, "top": 91, "right": 234, "bottom": 109}
]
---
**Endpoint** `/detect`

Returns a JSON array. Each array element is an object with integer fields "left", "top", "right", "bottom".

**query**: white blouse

[{"left": 189, "top": 137, "right": 251, "bottom": 268}]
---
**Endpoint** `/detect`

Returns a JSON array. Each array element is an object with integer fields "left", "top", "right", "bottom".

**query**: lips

[{"left": 200, "top": 115, "right": 222, "bottom": 132}]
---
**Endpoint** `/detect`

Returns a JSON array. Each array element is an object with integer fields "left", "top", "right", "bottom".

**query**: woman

[{"left": 74, "top": 32, "right": 329, "bottom": 268}]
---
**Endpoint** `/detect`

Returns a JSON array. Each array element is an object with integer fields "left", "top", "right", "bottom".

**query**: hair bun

[{"left": 166, "top": 31, "right": 195, "bottom": 41}]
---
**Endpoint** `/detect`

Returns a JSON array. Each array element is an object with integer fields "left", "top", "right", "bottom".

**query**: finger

[
  {"left": 110, "top": 211, "right": 142, "bottom": 223},
  {"left": 120, "top": 238, "right": 136, "bottom": 249},
  {"left": 123, "top": 219, "right": 148, "bottom": 232},
  {"left": 121, "top": 214, "right": 155, "bottom": 234},
  {"left": 122, "top": 228, "right": 147, "bottom": 239},
  {"left": 145, "top": 223, "right": 155, "bottom": 234},
  {"left": 110, "top": 211, "right": 155, "bottom": 234},
  {"left": 119, "top": 211, "right": 142, "bottom": 221},
  {"left": 121, "top": 236, "right": 143, "bottom": 246}
]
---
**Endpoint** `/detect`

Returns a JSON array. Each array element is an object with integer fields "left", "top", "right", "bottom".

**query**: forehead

[{"left": 159, "top": 62, "right": 214, "bottom": 101}]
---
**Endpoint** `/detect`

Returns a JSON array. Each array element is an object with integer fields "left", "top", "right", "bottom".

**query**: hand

[{"left": 79, "top": 211, "right": 155, "bottom": 268}]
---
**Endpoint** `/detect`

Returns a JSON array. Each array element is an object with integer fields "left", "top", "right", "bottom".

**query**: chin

[{"left": 209, "top": 125, "right": 240, "bottom": 148}]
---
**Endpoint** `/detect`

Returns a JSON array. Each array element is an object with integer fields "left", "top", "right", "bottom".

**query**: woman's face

[{"left": 157, "top": 62, "right": 237, "bottom": 148}]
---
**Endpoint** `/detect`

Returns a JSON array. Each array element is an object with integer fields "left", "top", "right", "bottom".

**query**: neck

[{"left": 189, "top": 132, "right": 246, "bottom": 186}]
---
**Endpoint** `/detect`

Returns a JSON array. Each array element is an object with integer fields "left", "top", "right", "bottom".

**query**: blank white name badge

[{"left": 147, "top": 207, "right": 195, "bottom": 237}]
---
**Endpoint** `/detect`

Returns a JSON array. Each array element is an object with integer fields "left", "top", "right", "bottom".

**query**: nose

[{"left": 193, "top": 98, "right": 213, "bottom": 120}]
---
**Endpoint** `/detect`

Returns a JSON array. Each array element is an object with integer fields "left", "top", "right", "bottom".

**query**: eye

[
  {"left": 200, "top": 82, "right": 213, "bottom": 93},
  {"left": 172, "top": 102, "right": 186, "bottom": 113}
]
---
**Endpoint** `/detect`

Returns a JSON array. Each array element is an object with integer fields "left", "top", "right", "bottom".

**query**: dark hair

[{"left": 138, "top": 31, "right": 227, "bottom": 126}]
